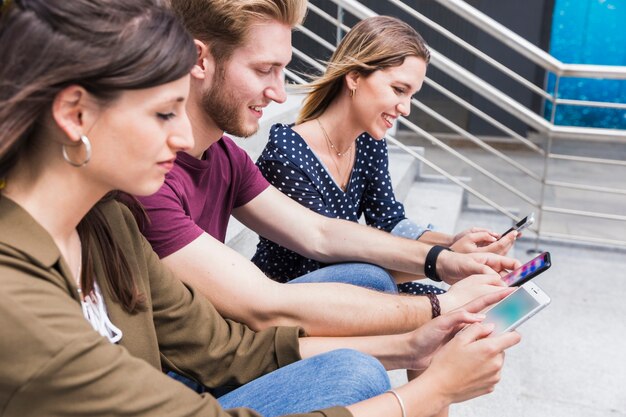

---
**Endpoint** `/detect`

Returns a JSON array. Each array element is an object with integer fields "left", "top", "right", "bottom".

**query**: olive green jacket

[{"left": 0, "top": 197, "right": 350, "bottom": 417}]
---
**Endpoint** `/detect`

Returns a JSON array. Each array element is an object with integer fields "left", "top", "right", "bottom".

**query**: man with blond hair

[{"left": 139, "top": 0, "right": 518, "bottom": 338}]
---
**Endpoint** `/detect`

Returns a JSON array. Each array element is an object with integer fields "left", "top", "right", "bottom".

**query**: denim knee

[
  {"left": 354, "top": 264, "right": 397, "bottom": 293},
  {"left": 291, "top": 263, "right": 397, "bottom": 294},
  {"left": 320, "top": 349, "right": 390, "bottom": 404}
]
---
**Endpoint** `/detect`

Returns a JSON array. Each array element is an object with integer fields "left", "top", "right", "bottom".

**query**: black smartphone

[
  {"left": 500, "top": 212, "right": 535, "bottom": 239},
  {"left": 502, "top": 251, "right": 551, "bottom": 286}
]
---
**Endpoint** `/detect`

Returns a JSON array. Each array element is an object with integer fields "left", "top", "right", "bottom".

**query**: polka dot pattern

[
  {"left": 251, "top": 123, "right": 439, "bottom": 295},
  {"left": 398, "top": 281, "right": 445, "bottom": 295}
]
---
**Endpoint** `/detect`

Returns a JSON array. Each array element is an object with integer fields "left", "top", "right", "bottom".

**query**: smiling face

[
  {"left": 84, "top": 76, "right": 193, "bottom": 196},
  {"left": 349, "top": 56, "right": 427, "bottom": 140},
  {"left": 200, "top": 20, "right": 292, "bottom": 138}
]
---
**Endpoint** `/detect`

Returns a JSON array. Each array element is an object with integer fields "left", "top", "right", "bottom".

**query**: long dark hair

[{"left": 0, "top": 0, "right": 196, "bottom": 313}]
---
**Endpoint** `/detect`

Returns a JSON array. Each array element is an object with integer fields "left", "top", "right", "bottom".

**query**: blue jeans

[
  {"left": 290, "top": 262, "right": 398, "bottom": 294},
  {"left": 292, "top": 260, "right": 444, "bottom": 296},
  {"left": 217, "top": 349, "right": 390, "bottom": 416}
]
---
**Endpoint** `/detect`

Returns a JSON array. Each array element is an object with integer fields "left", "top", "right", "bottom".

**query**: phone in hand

[
  {"left": 502, "top": 251, "right": 551, "bottom": 287},
  {"left": 500, "top": 213, "right": 535, "bottom": 239},
  {"left": 483, "top": 282, "right": 551, "bottom": 335}
]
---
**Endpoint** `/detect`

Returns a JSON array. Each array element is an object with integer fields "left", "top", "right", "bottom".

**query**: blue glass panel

[{"left": 547, "top": 0, "right": 626, "bottom": 128}]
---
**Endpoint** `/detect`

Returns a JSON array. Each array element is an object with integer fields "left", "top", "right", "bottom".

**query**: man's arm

[
  {"left": 163, "top": 231, "right": 438, "bottom": 336},
  {"left": 234, "top": 187, "right": 521, "bottom": 284},
  {"left": 298, "top": 289, "right": 518, "bottom": 370}
]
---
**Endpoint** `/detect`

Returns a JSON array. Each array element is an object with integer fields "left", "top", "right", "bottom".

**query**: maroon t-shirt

[{"left": 138, "top": 136, "right": 270, "bottom": 258}]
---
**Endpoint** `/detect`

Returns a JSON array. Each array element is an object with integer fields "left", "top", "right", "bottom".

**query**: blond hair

[
  {"left": 170, "top": 0, "right": 307, "bottom": 62},
  {"left": 297, "top": 16, "right": 430, "bottom": 124}
]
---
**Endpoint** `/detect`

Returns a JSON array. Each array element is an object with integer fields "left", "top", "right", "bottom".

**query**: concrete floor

[
  {"left": 388, "top": 135, "right": 626, "bottom": 416},
  {"left": 452, "top": 239, "right": 626, "bottom": 417},
  {"left": 386, "top": 218, "right": 626, "bottom": 417}
]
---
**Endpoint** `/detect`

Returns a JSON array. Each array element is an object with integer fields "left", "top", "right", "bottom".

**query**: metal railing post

[
  {"left": 336, "top": 5, "right": 345, "bottom": 45},
  {"left": 534, "top": 75, "right": 561, "bottom": 252}
]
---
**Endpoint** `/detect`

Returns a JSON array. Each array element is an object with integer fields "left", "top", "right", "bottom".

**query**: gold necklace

[
  {"left": 317, "top": 118, "right": 353, "bottom": 157},
  {"left": 316, "top": 119, "right": 354, "bottom": 190}
]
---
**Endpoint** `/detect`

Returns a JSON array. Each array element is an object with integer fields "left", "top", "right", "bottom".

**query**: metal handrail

[
  {"left": 554, "top": 98, "right": 626, "bottom": 110},
  {"left": 422, "top": 78, "right": 545, "bottom": 155},
  {"left": 386, "top": 0, "right": 553, "bottom": 101},
  {"left": 306, "top": 2, "right": 350, "bottom": 33},
  {"left": 544, "top": 180, "right": 626, "bottom": 196},
  {"left": 411, "top": 97, "right": 543, "bottom": 182},
  {"left": 548, "top": 153, "right": 626, "bottom": 167},
  {"left": 398, "top": 115, "right": 538, "bottom": 207},
  {"left": 296, "top": 24, "right": 335, "bottom": 52},
  {"left": 433, "top": 0, "right": 626, "bottom": 79},
  {"left": 385, "top": 132, "right": 518, "bottom": 221}
]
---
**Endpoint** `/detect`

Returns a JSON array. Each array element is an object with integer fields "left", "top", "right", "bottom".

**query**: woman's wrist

[
  {"left": 417, "top": 230, "right": 454, "bottom": 247},
  {"left": 402, "top": 377, "right": 452, "bottom": 417},
  {"left": 424, "top": 245, "right": 451, "bottom": 282}
]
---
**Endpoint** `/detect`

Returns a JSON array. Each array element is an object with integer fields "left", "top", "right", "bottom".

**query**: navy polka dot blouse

[{"left": 252, "top": 123, "right": 442, "bottom": 295}]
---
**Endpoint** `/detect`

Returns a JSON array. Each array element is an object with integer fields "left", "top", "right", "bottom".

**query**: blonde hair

[
  {"left": 170, "top": 0, "right": 307, "bottom": 62},
  {"left": 297, "top": 16, "right": 430, "bottom": 124}
]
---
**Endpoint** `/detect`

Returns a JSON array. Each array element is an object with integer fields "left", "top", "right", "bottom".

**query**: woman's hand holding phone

[
  {"left": 416, "top": 321, "right": 521, "bottom": 404},
  {"left": 502, "top": 252, "right": 551, "bottom": 287},
  {"left": 451, "top": 229, "right": 518, "bottom": 255},
  {"left": 406, "top": 289, "right": 515, "bottom": 373},
  {"left": 439, "top": 273, "right": 508, "bottom": 314},
  {"left": 499, "top": 213, "right": 535, "bottom": 240}
]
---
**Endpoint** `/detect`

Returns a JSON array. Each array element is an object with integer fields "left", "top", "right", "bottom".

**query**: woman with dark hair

[
  {"left": 253, "top": 16, "right": 517, "bottom": 293},
  {"left": 0, "top": 2, "right": 520, "bottom": 416}
]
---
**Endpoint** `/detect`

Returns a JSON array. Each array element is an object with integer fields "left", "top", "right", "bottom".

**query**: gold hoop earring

[
  {"left": 62, "top": 134, "right": 92, "bottom": 167},
  {"left": 350, "top": 88, "right": 356, "bottom": 98}
]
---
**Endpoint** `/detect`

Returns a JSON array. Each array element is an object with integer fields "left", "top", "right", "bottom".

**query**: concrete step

[
  {"left": 402, "top": 178, "right": 465, "bottom": 235},
  {"left": 387, "top": 145, "right": 422, "bottom": 202}
]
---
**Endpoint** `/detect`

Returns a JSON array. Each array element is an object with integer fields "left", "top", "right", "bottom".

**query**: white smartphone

[
  {"left": 500, "top": 212, "right": 535, "bottom": 239},
  {"left": 482, "top": 282, "right": 551, "bottom": 335}
]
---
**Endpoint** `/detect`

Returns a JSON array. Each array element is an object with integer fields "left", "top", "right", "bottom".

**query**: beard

[{"left": 200, "top": 69, "right": 259, "bottom": 138}]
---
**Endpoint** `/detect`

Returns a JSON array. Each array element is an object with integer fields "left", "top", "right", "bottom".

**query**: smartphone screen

[
  {"left": 502, "top": 252, "right": 551, "bottom": 286},
  {"left": 484, "top": 286, "right": 546, "bottom": 334}
]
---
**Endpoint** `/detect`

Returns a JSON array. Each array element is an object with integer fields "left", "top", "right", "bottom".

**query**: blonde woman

[{"left": 253, "top": 16, "right": 517, "bottom": 293}]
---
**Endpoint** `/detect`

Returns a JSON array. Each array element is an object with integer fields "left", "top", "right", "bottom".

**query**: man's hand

[
  {"left": 436, "top": 250, "right": 521, "bottom": 285},
  {"left": 439, "top": 274, "right": 509, "bottom": 314},
  {"left": 451, "top": 229, "right": 517, "bottom": 256}
]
